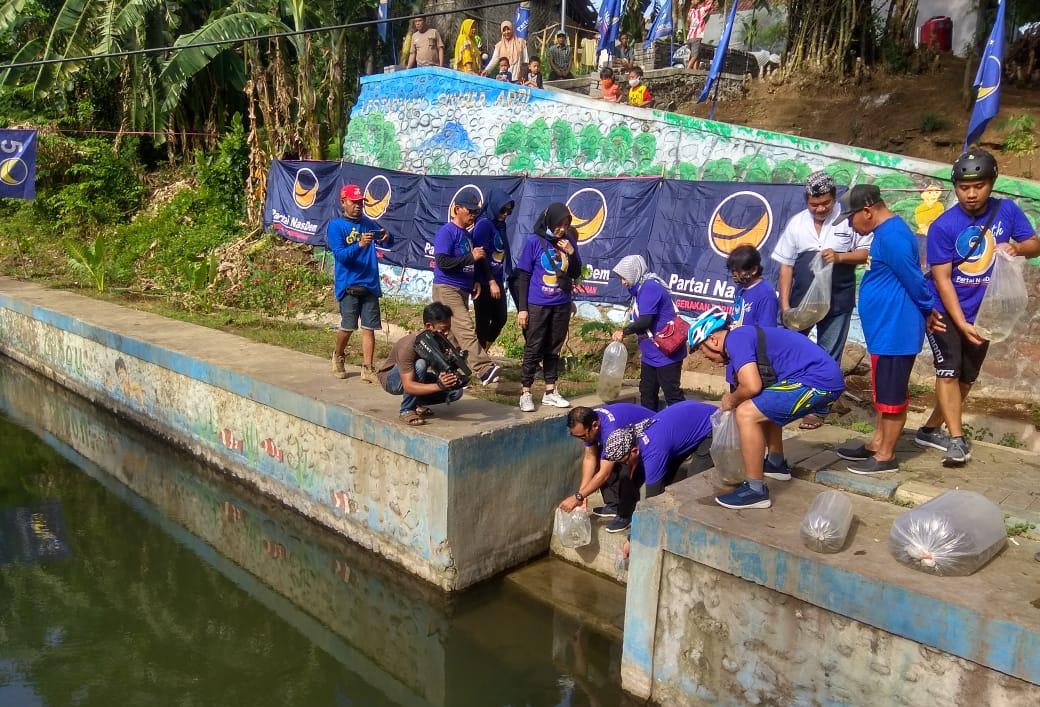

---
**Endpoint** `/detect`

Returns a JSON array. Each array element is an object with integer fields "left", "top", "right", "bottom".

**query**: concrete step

[{"left": 550, "top": 492, "right": 630, "bottom": 585}]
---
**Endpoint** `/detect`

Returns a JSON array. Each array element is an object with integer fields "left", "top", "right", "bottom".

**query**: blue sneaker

[
  {"left": 763, "top": 458, "right": 792, "bottom": 481},
  {"left": 715, "top": 482, "right": 772, "bottom": 510},
  {"left": 605, "top": 516, "right": 632, "bottom": 533}
]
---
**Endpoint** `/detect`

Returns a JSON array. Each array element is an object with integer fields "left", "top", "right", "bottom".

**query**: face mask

[
  {"left": 627, "top": 284, "right": 639, "bottom": 296},
  {"left": 601, "top": 78, "right": 613, "bottom": 88},
  {"left": 732, "top": 272, "right": 755, "bottom": 286},
  {"left": 628, "top": 78, "right": 640, "bottom": 87}
]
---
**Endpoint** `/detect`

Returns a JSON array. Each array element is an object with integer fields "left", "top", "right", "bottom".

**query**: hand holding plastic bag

[
  {"left": 597, "top": 341, "right": 628, "bottom": 402},
  {"left": 889, "top": 491, "right": 1006, "bottom": 576},
  {"left": 782, "top": 253, "right": 833, "bottom": 331},
  {"left": 974, "top": 250, "right": 1028, "bottom": 343},
  {"left": 554, "top": 507, "right": 592, "bottom": 548},
  {"left": 709, "top": 409, "right": 744, "bottom": 485},
  {"left": 800, "top": 490, "right": 854, "bottom": 553}
]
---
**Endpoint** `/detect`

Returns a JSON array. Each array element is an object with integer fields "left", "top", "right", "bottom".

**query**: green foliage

[
  {"left": 961, "top": 422, "right": 992, "bottom": 442},
  {"left": 578, "top": 124, "right": 602, "bottom": 161},
  {"left": 771, "top": 159, "right": 811, "bottom": 184},
  {"left": 824, "top": 161, "right": 862, "bottom": 186},
  {"left": 919, "top": 112, "right": 949, "bottom": 134},
  {"left": 602, "top": 125, "right": 634, "bottom": 164},
  {"left": 527, "top": 118, "right": 552, "bottom": 163},
  {"left": 496, "top": 319, "right": 526, "bottom": 359},
  {"left": 578, "top": 321, "right": 613, "bottom": 341},
  {"left": 179, "top": 255, "right": 218, "bottom": 294},
  {"left": 551, "top": 120, "right": 578, "bottom": 163},
  {"left": 633, "top": 133, "right": 658, "bottom": 174},
  {"left": 495, "top": 122, "right": 527, "bottom": 155},
  {"left": 872, "top": 173, "right": 917, "bottom": 190},
  {"left": 850, "top": 421, "right": 874, "bottom": 435},
  {"left": 65, "top": 234, "right": 107, "bottom": 293},
  {"left": 343, "top": 113, "right": 402, "bottom": 169},
  {"left": 757, "top": 21, "right": 788, "bottom": 53},
  {"left": 429, "top": 154, "right": 451, "bottom": 175},
  {"left": 195, "top": 113, "right": 247, "bottom": 214},
  {"left": 1000, "top": 115, "right": 1038, "bottom": 157},
  {"left": 1006, "top": 519, "right": 1036, "bottom": 537},
  {"left": 701, "top": 158, "right": 736, "bottom": 182},
  {"left": 998, "top": 432, "right": 1026, "bottom": 449}
]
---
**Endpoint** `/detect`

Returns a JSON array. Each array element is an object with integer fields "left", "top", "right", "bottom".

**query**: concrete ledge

[
  {"left": 549, "top": 492, "right": 628, "bottom": 584},
  {"left": 622, "top": 474, "right": 1040, "bottom": 703},
  {"left": 0, "top": 278, "right": 578, "bottom": 590}
]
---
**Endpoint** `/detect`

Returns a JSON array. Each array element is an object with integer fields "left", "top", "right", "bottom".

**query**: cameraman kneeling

[{"left": 378, "top": 303, "right": 465, "bottom": 426}]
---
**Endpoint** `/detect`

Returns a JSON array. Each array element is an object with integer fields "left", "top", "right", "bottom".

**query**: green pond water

[{"left": 0, "top": 356, "right": 633, "bottom": 707}]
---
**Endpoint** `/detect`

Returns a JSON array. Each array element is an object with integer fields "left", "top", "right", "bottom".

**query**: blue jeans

[
  {"left": 814, "top": 311, "right": 852, "bottom": 363},
  {"left": 383, "top": 358, "right": 463, "bottom": 415}
]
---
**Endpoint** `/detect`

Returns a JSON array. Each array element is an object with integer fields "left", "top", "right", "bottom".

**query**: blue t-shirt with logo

[
  {"left": 724, "top": 325, "right": 845, "bottom": 392},
  {"left": 589, "top": 403, "right": 654, "bottom": 460},
  {"left": 732, "top": 280, "right": 779, "bottom": 328},
  {"left": 471, "top": 218, "right": 510, "bottom": 284},
  {"left": 633, "top": 279, "right": 687, "bottom": 368},
  {"left": 433, "top": 222, "right": 476, "bottom": 291},
  {"left": 326, "top": 215, "right": 388, "bottom": 300},
  {"left": 516, "top": 234, "right": 578, "bottom": 307},
  {"left": 638, "top": 401, "right": 715, "bottom": 485},
  {"left": 926, "top": 199, "right": 1035, "bottom": 323}
]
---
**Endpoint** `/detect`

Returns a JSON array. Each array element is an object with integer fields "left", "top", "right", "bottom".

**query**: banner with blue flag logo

[
  {"left": 514, "top": 2, "right": 531, "bottom": 40},
  {"left": 644, "top": 0, "right": 673, "bottom": 49},
  {"left": 596, "top": 0, "right": 622, "bottom": 56},
  {"left": 0, "top": 129, "right": 36, "bottom": 200},
  {"left": 698, "top": 0, "right": 739, "bottom": 105},
  {"left": 964, "top": 0, "right": 1005, "bottom": 149}
]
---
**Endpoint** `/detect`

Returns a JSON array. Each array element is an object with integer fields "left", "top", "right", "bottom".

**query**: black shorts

[
  {"left": 870, "top": 354, "right": 915, "bottom": 413},
  {"left": 925, "top": 327, "right": 990, "bottom": 384}
]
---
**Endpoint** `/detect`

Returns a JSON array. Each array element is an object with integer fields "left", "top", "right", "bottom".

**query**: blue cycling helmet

[{"left": 687, "top": 306, "right": 730, "bottom": 350}]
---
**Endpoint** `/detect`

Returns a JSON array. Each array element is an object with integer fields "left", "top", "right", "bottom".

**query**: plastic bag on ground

[
  {"left": 554, "top": 507, "right": 592, "bottom": 549},
  {"left": 782, "top": 253, "right": 833, "bottom": 331},
  {"left": 889, "top": 490, "right": 1007, "bottom": 576},
  {"left": 597, "top": 341, "right": 628, "bottom": 402},
  {"left": 974, "top": 250, "right": 1028, "bottom": 343},
  {"left": 709, "top": 409, "right": 744, "bottom": 485},
  {"left": 800, "top": 490, "right": 854, "bottom": 553}
]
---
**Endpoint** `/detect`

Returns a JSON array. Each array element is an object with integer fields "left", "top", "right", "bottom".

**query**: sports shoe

[
  {"left": 481, "top": 363, "right": 502, "bottom": 386},
  {"left": 847, "top": 457, "right": 899, "bottom": 474},
  {"left": 715, "top": 482, "right": 771, "bottom": 510},
  {"left": 541, "top": 390, "right": 571, "bottom": 408},
  {"left": 332, "top": 352, "right": 347, "bottom": 379},
  {"left": 915, "top": 426, "right": 951, "bottom": 452},
  {"left": 592, "top": 504, "right": 618, "bottom": 519},
  {"left": 942, "top": 436, "right": 972, "bottom": 467},
  {"left": 835, "top": 442, "right": 873, "bottom": 461},
  {"left": 519, "top": 392, "right": 535, "bottom": 412},
  {"left": 605, "top": 516, "right": 632, "bottom": 533},
  {"left": 763, "top": 458, "right": 791, "bottom": 481},
  {"left": 359, "top": 365, "right": 377, "bottom": 384}
]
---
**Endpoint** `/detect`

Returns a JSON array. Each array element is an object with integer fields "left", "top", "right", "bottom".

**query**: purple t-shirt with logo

[
  {"left": 516, "top": 233, "right": 577, "bottom": 307},
  {"left": 926, "top": 199, "right": 1035, "bottom": 323},
  {"left": 732, "top": 280, "right": 779, "bottom": 328},
  {"left": 724, "top": 325, "right": 844, "bottom": 392},
  {"left": 638, "top": 401, "right": 715, "bottom": 485},
  {"left": 433, "top": 222, "right": 475, "bottom": 291},
  {"left": 633, "top": 279, "right": 687, "bottom": 368},
  {"left": 588, "top": 403, "right": 654, "bottom": 460}
]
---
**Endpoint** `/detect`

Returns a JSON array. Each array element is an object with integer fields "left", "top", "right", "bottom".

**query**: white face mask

[{"left": 628, "top": 78, "right": 640, "bottom": 87}]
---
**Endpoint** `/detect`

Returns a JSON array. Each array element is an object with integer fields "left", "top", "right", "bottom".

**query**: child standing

[
  {"left": 599, "top": 67, "right": 620, "bottom": 102},
  {"left": 727, "top": 245, "right": 779, "bottom": 328},
  {"left": 626, "top": 66, "right": 654, "bottom": 108},
  {"left": 495, "top": 57, "right": 513, "bottom": 82}
]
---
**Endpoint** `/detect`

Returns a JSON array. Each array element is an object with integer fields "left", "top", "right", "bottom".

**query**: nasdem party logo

[
  {"left": 363, "top": 175, "right": 392, "bottom": 220},
  {"left": 0, "top": 157, "right": 28, "bottom": 186},
  {"left": 955, "top": 225, "right": 996, "bottom": 277},
  {"left": 566, "top": 188, "right": 607, "bottom": 244},
  {"left": 292, "top": 168, "right": 319, "bottom": 210},
  {"left": 448, "top": 184, "right": 484, "bottom": 220},
  {"left": 707, "top": 191, "right": 773, "bottom": 257}
]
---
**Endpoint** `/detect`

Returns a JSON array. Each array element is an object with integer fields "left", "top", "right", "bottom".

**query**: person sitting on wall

[
  {"left": 598, "top": 67, "right": 621, "bottom": 102},
  {"left": 687, "top": 306, "right": 845, "bottom": 510},
  {"left": 558, "top": 404, "right": 655, "bottom": 534},
  {"left": 377, "top": 303, "right": 465, "bottom": 426},
  {"left": 626, "top": 66, "right": 654, "bottom": 108},
  {"left": 494, "top": 57, "right": 513, "bottom": 82},
  {"left": 729, "top": 245, "right": 779, "bottom": 328},
  {"left": 613, "top": 32, "right": 635, "bottom": 69}
]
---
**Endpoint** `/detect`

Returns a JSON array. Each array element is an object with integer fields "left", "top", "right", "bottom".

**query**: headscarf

[
  {"left": 454, "top": 19, "right": 479, "bottom": 73},
  {"left": 603, "top": 419, "right": 656, "bottom": 462},
  {"left": 494, "top": 21, "right": 527, "bottom": 78},
  {"left": 612, "top": 255, "right": 668, "bottom": 289},
  {"left": 534, "top": 203, "right": 571, "bottom": 236}
]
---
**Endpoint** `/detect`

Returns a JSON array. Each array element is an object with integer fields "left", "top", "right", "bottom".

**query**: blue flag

[
  {"left": 964, "top": 0, "right": 1005, "bottom": 149},
  {"left": 0, "top": 129, "right": 36, "bottom": 200},
  {"left": 377, "top": 0, "right": 389, "bottom": 43},
  {"left": 698, "top": 0, "right": 739, "bottom": 104},
  {"left": 596, "top": 0, "right": 622, "bottom": 56},
  {"left": 514, "top": 2, "right": 531, "bottom": 40},
  {"left": 644, "top": 0, "right": 673, "bottom": 49}
]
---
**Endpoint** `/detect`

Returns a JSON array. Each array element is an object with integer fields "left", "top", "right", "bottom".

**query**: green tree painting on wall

[{"left": 343, "top": 113, "right": 402, "bottom": 170}]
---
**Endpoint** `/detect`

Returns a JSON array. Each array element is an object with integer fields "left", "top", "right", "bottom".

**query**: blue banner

[
  {"left": 264, "top": 161, "right": 812, "bottom": 311},
  {"left": 514, "top": 2, "right": 531, "bottom": 40},
  {"left": 377, "top": 0, "right": 390, "bottom": 43},
  {"left": 965, "top": 0, "right": 1005, "bottom": 149},
  {"left": 596, "top": 0, "right": 622, "bottom": 56},
  {"left": 699, "top": 0, "right": 739, "bottom": 104},
  {"left": 0, "top": 129, "right": 36, "bottom": 200},
  {"left": 644, "top": 0, "right": 673, "bottom": 49}
]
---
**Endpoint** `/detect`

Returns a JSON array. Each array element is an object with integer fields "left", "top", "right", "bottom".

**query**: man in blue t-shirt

[
  {"left": 327, "top": 184, "right": 393, "bottom": 383},
  {"left": 688, "top": 308, "right": 845, "bottom": 509},
  {"left": 830, "top": 185, "right": 933, "bottom": 474},
  {"left": 558, "top": 404, "right": 654, "bottom": 534},
  {"left": 917, "top": 150, "right": 1039, "bottom": 466}
]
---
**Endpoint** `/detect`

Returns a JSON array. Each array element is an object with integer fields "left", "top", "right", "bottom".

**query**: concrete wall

[{"left": 0, "top": 279, "right": 579, "bottom": 591}]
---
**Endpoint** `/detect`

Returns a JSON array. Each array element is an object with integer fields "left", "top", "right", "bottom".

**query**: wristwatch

[{"left": 574, "top": 491, "right": 585, "bottom": 502}]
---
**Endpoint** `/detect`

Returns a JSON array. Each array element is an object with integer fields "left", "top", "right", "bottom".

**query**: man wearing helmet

[
  {"left": 688, "top": 307, "right": 845, "bottom": 509},
  {"left": 917, "top": 149, "right": 1038, "bottom": 466}
]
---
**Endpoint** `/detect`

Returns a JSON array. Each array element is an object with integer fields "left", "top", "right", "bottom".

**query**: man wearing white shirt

[{"left": 771, "top": 172, "right": 871, "bottom": 428}]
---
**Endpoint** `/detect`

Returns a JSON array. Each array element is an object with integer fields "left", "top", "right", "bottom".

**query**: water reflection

[{"left": 0, "top": 357, "right": 633, "bottom": 706}]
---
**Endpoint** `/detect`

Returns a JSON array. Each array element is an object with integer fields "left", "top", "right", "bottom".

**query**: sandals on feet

[
  {"left": 401, "top": 411, "right": 427, "bottom": 426},
  {"left": 415, "top": 406, "right": 434, "bottom": 418},
  {"left": 799, "top": 415, "right": 824, "bottom": 430}
]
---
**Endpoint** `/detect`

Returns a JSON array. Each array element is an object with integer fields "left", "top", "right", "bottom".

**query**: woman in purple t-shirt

[
  {"left": 611, "top": 255, "right": 687, "bottom": 410},
  {"left": 513, "top": 203, "right": 582, "bottom": 412}
]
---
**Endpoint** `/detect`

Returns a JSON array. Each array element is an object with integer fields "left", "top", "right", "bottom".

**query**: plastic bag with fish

[
  {"left": 709, "top": 409, "right": 744, "bottom": 485},
  {"left": 974, "top": 250, "right": 1028, "bottom": 343},
  {"left": 800, "top": 490, "right": 854, "bottom": 553},
  {"left": 889, "top": 491, "right": 1006, "bottom": 576},
  {"left": 554, "top": 507, "right": 592, "bottom": 549},
  {"left": 782, "top": 254, "right": 832, "bottom": 331},
  {"left": 597, "top": 341, "right": 628, "bottom": 402}
]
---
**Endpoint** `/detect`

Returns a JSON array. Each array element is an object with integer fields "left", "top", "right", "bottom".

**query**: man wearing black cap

[{"left": 832, "top": 185, "right": 934, "bottom": 474}]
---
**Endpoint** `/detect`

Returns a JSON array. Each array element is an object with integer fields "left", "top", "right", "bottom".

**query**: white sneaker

[
  {"left": 542, "top": 390, "right": 571, "bottom": 408},
  {"left": 519, "top": 392, "right": 535, "bottom": 412}
]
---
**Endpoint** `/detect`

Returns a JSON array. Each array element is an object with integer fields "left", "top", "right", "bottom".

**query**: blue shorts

[
  {"left": 753, "top": 381, "right": 842, "bottom": 427},
  {"left": 338, "top": 292, "right": 381, "bottom": 331}
]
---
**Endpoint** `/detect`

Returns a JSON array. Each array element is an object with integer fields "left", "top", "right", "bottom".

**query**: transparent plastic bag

[
  {"left": 709, "top": 409, "right": 744, "bottom": 485},
  {"left": 800, "top": 490, "right": 854, "bottom": 553},
  {"left": 782, "top": 253, "right": 833, "bottom": 331},
  {"left": 597, "top": 341, "right": 628, "bottom": 402},
  {"left": 889, "top": 490, "right": 1007, "bottom": 576},
  {"left": 974, "top": 251, "right": 1028, "bottom": 343},
  {"left": 554, "top": 507, "right": 592, "bottom": 549}
]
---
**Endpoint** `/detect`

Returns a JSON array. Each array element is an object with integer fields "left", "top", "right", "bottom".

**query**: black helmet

[{"left": 951, "top": 150, "right": 998, "bottom": 183}]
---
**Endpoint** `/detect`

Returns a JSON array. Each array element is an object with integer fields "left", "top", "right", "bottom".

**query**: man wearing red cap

[{"left": 327, "top": 184, "right": 392, "bottom": 382}]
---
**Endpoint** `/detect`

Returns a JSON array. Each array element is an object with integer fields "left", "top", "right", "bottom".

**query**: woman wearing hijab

[
  {"left": 471, "top": 188, "right": 514, "bottom": 349},
  {"left": 453, "top": 18, "right": 481, "bottom": 73},
  {"left": 514, "top": 203, "right": 582, "bottom": 412},
  {"left": 611, "top": 255, "right": 687, "bottom": 411},
  {"left": 482, "top": 20, "right": 529, "bottom": 81}
]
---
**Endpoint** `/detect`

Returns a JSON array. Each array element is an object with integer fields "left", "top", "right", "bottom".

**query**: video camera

[{"left": 414, "top": 330, "right": 471, "bottom": 390}]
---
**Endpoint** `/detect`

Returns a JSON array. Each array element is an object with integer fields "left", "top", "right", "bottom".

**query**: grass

[
  {"left": 850, "top": 421, "right": 875, "bottom": 435},
  {"left": 1006, "top": 518, "right": 1036, "bottom": 538},
  {"left": 998, "top": 432, "right": 1026, "bottom": 450}
]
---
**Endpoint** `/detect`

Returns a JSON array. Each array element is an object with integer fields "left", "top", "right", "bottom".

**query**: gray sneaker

[
  {"left": 942, "top": 436, "right": 972, "bottom": 467},
  {"left": 519, "top": 392, "right": 535, "bottom": 412},
  {"left": 915, "top": 426, "right": 950, "bottom": 451}
]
